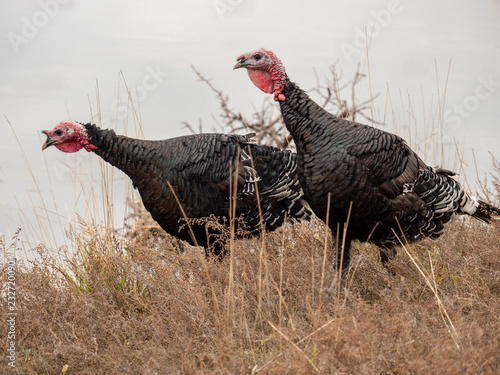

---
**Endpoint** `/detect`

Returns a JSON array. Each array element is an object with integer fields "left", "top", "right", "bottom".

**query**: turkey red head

[
  {"left": 234, "top": 49, "right": 287, "bottom": 102},
  {"left": 42, "top": 121, "right": 97, "bottom": 153}
]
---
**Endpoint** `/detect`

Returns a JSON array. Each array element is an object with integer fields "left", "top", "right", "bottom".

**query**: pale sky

[{"left": 1, "top": 0, "right": 499, "bottom": 249}]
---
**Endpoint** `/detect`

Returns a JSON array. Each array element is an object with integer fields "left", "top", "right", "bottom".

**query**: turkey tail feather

[{"left": 473, "top": 200, "right": 500, "bottom": 223}]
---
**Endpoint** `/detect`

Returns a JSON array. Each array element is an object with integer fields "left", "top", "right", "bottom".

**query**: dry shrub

[{"left": 1, "top": 211, "right": 499, "bottom": 374}]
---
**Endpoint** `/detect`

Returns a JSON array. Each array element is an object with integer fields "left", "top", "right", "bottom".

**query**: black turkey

[
  {"left": 42, "top": 121, "right": 311, "bottom": 256},
  {"left": 235, "top": 49, "right": 500, "bottom": 271}
]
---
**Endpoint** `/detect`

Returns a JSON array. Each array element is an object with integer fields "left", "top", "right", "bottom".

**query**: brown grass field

[{"left": 2, "top": 201, "right": 499, "bottom": 374}]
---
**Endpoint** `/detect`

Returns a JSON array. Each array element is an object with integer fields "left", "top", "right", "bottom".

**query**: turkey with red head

[
  {"left": 42, "top": 121, "right": 311, "bottom": 256},
  {"left": 234, "top": 49, "right": 500, "bottom": 273}
]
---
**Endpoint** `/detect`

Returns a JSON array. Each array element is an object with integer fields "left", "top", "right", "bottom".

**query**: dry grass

[{"left": 1, "top": 212, "right": 499, "bottom": 374}]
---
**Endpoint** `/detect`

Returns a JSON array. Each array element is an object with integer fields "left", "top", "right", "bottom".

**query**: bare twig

[{"left": 187, "top": 63, "right": 381, "bottom": 150}]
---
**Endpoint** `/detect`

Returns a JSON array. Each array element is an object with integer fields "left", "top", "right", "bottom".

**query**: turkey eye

[
  {"left": 254, "top": 54, "right": 261, "bottom": 61},
  {"left": 55, "top": 130, "right": 63, "bottom": 136}
]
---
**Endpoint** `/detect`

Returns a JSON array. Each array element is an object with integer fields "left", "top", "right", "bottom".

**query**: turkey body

[
  {"left": 281, "top": 80, "right": 499, "bottom": 267},
  {"left": 235, "top": 49, "right": 500, "bottom": 270},
  {"left": 44, "top": 122, "right": 311, "bottom": 256},
  {"left": 280, "top": 83, "right": 452, "bottom": 255}
]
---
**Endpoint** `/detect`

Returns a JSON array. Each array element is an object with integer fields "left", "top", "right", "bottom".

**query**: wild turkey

[
  {"left": 234, "top": 49, "right": 500, "bottom": 271},
  {"left": 42, "top": 121, "right": 311, "bottom": 256}
]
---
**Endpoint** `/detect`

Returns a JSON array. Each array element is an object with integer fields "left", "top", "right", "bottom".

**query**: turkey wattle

[
  {"left": 235, "top": 49, "right": 500, "bottom": 271},
  {"left": 42, "top": 121, "right": 311, "bottom": 256}
]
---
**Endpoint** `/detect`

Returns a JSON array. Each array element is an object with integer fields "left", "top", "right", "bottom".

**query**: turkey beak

[
  {"left": 233, "top": 58, "right": 247, "bottom": 70},
  {"left": 41, "top": 131, "right": 56, "bottom": 151}
]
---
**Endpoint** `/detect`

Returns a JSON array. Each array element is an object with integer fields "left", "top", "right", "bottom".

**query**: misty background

[{"left": 1, "top": 0, "right": 499, "bottom": 251}]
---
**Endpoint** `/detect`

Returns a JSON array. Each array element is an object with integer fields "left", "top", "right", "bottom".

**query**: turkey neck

[
  {"left": 279, "top": 80, "right": 343, "bottom": 155},
  {"left": 83, "top": 124, "right": 161, "bottom": 190}
]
